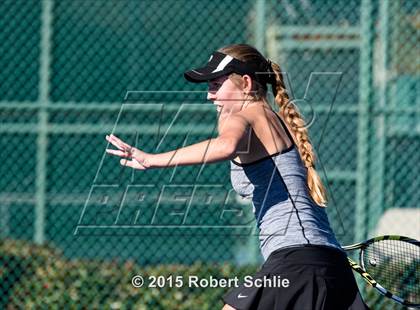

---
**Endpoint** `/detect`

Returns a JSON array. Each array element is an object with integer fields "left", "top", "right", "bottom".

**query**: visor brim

[{"left": 184, "top": 67, "right": 232, "bottom": 83}]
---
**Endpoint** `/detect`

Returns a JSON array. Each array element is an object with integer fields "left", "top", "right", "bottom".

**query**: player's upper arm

[{"left": 217, "top": 114, "right": 250, "bottom": 157}]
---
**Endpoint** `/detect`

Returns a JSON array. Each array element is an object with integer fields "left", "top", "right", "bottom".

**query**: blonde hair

[{"left": 219, "top": 44, "right": 328, "bottom": 207}]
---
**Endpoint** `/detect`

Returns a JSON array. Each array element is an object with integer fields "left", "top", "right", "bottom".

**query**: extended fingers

[
  {"left": 106, "top": 149, "right": 132, "bottom": 157},
  {"left": 106, "top": 134, "right": 146, "bottom": 170},
  {"left": 106, "top": 134, "right": 132, "bottom": 151}
]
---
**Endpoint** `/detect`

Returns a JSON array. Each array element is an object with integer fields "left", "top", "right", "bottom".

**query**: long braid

[{"left": 270, "top": 62, "right": 328, "bottom": 207}]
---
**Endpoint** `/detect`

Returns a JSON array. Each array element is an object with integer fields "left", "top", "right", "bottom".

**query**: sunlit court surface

[{"left": 0, "top": 0, "right": 419, "bottom": 309}]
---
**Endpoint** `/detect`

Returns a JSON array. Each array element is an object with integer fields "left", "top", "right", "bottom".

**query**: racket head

[{"left": 345, "top": 235, "right": 420, "bottom": 307}]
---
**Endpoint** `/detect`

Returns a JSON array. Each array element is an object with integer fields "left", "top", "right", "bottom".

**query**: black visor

[{"left": 184, "top": 51, "right": 266, "bottom": 83}]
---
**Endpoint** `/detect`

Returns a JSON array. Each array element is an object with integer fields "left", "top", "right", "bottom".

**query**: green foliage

[
  {"left": 362, "top": 286, "right": 409, "bottom": 310},
  {"left": 0, "top": 239, "right": 257, "bottom": 309},
  {"left": 1, "top": 239, "right": 414, "bottom": 309}
]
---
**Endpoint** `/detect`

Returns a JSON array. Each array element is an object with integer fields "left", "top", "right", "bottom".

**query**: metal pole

[
  {"left": 255, "top": 0, "right": 266, "bottom": 53},
  {"left": 356, "top": 0, "right": 374, "bottom": 241},
  {"left": 368, "top": 0, "right": 389, "bottom": 232},
  {"left": 35, "top": 0, "right": 53, "bottom": 244}
]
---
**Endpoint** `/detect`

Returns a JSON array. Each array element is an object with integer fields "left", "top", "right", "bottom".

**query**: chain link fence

[{"left": 0, "top": 0, "right": 419, "bottom": 308}]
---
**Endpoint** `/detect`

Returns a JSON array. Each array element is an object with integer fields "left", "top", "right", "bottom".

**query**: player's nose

[{"left": 207, "top": 91, "right": 217, "bottom": 101}]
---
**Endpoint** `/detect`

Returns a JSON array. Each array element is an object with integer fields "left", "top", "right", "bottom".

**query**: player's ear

[{"left": 242, "top": 74, "right": 253, "bottom": 94}]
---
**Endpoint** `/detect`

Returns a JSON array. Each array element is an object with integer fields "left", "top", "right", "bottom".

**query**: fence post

[
  {"left": 356, "top": 0, "right": 374, "bottom": 241},
  {"left": 254, "top": 0, "right": 266, "bottom": 53},
  {"left": 35, "top": 0, "right": 53, "bottom": 245},
  {"left": 367, "top": 0, "right": 389, "bottom": 233}
]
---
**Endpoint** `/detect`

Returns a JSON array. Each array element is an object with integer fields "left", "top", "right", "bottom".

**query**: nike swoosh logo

[{"left": 237, "top": 293, "right": 248, "bottom": 299}]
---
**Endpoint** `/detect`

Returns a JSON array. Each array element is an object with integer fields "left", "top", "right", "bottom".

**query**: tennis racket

[{"left": 343, "top": 235, "right": 420, "bottom": 308}]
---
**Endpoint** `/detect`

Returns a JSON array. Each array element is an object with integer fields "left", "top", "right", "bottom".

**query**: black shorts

[{"left": 222, "top": 245, "right": 370, "bottom": 310}]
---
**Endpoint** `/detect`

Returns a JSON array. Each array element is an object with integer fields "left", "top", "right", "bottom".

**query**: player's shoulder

[{"left": 237, "top": 103, "right": 273, "bottom": 126}]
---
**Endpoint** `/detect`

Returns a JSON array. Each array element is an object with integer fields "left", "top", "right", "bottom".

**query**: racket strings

[{"left": 362, "top": 240, "right": 419, "bottom": 305}]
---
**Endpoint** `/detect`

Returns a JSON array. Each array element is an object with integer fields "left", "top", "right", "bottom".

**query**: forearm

[{"left": 148, "top": 137, "right": 234, "bottom": 168}]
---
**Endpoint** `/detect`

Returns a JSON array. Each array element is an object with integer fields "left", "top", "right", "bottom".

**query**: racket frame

[{"left": 343, "top": 235, "right": 419, "bottom": 308}]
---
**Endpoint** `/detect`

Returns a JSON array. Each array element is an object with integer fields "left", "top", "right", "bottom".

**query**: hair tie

[
  {"left": 266, "top": 58, "right": 272, "bottom": 72},
  {"left": 265, "top": 58, "right": 276, "bottom": 85}
]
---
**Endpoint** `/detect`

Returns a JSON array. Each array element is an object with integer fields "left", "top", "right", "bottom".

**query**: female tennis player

[{"left": 106, "top": 44, "right": 369, "bottom": 310}]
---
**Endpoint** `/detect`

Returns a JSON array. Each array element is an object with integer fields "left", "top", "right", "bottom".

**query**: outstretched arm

[{"left": 106, "top": 114, "right": 249, "bottom": 170}]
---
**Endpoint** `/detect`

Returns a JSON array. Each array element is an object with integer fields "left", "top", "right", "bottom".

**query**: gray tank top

[{"left": 230, "top": 112, "right": 343, "bottom": 260}]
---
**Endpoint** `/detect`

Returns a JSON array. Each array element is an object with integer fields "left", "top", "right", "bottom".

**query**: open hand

[{"left": 105, "top": 134, "right": 152, "bottom": 170}]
